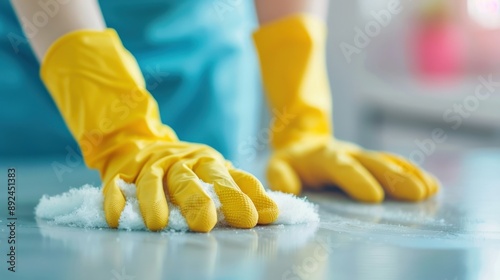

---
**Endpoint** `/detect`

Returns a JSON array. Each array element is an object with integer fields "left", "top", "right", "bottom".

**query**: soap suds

[{"left": 35, "top": 179, "right": 319, "bottom": 231}]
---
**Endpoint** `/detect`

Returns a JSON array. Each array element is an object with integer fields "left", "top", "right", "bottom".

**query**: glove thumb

[{"left": 266, "top": 154, "right": 302, "bottom": 195}]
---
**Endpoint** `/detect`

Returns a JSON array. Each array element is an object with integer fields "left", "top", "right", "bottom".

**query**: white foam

[{"left": 35, "top": 179, "right": 319, "bottom": 231}]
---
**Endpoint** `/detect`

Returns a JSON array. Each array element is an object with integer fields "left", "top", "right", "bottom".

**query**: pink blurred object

[{"left": 412, "top": 22, "right": 467, "bottom": 83}]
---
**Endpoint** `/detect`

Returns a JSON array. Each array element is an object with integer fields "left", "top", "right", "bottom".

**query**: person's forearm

[
  {"left": 10, "top": 0, "right": 106, "bottom": 61},
  {"left": 254, "top": 0, "right": 328, "bottom": 24}
]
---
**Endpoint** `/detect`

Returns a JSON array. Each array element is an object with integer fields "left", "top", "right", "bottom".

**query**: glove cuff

[
  {"left": 253, "top": 14, "right": 333, "bottom": 149},
  {"left": 41, "top": 29, "right": 178, "bottom": 170}
]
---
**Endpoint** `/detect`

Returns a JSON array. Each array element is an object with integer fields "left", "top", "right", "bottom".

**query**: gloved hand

[
  {"left": 41, "top": 29, "right": 279, "bottom": 231},
  {"left": 253, "top": 14, "right": 439, "bottom": 202}
]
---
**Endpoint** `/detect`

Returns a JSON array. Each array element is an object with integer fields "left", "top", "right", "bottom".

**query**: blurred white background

[{"left": 326, "top": 0, "right": 500, "bottom": 164}]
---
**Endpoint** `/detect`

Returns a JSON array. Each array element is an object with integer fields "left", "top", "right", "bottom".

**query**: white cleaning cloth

[{"left": 35, "top": 179, "right": 319, "bottom": 231}]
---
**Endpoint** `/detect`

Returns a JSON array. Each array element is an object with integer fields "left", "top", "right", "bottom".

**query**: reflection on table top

[{"left": 0, "top": 150, "right": 499, "bottom": 280}]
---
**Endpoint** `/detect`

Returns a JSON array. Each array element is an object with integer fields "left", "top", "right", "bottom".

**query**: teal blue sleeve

[{"left": 0, "top": 0, "right": 262, "bottom": 161}]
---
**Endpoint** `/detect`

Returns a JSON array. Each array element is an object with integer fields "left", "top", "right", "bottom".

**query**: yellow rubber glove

[
  {"left": 253, "top": 15, "right": 439, "bottom": 202},
  {"left": 41, "top": 29, "right": 278, "bottom": 232}
]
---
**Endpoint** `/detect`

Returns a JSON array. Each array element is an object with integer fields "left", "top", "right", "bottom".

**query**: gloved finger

[
  {"left": 323, "top": 152, "right": 384, "bottom": 203},
  {"left": 351, "top": 152, "right": 428, "bottom": 201},
  {"left": 267, "top": 155, "right": 302, "bottom": 195},
  {"left": 194, "top": 158, "right": 258, "bottom": 229},
  {"left": 381, "top": 153, "right": 440, "bottom": 196},
  {"left": 167, "top": 162, "right": 217, "bottom": 233},
  {"left": 423, "top": 173, "right": 440, "bottom": 196},
  {"left": 228, "top": 168, "right": 279, "bottom": 225},
  {"left": 103, "top": 174, "right": 127, "bottom": 228},
  {"left": 136, "top": 164, "right": 169, "bottom": 231}
]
